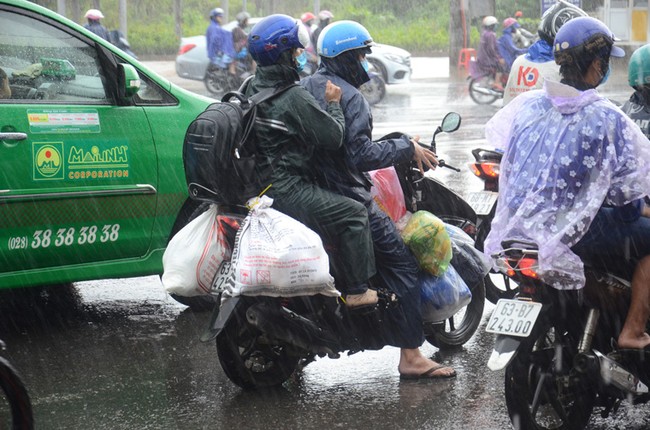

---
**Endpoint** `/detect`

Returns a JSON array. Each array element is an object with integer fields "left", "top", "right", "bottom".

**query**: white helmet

[
  {"left": 482, "top": 16, "right": 498, "bottom": 27},
  {"left": 84, "top": 9, "right": 104, "bottom": 20}
]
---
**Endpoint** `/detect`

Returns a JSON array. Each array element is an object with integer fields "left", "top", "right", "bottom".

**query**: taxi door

[{"left": 0, "top": 7, "right": 157, "bottom": 276}]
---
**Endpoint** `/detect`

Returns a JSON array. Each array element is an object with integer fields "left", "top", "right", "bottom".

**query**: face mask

[
  {"left": 601, "top": 65, "right": 611, "bottom": 85},
  {"left": 361, "top": 59, "right": 370, "bottom": 73},
  {"left": 295, "top": 51, "right": 307, "bottom": 72}
]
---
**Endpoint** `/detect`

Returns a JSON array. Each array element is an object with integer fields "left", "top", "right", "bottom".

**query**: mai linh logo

[{"left": 33, "top": 142, "right": 64, "bottom": 180}]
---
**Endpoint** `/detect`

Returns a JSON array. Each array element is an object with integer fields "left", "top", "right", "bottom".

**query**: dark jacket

[
  {"left": 245, "top": 64, "right": 346, "bottom": 195},
  {"left": 300, "top": 67, "right": 414, "bottom": 200},
  {"left": 623, "top": 90, "right": 650, "bottom": 140},
  {"left": 84, "top": 21, "right": 109, "bottom": 41}
]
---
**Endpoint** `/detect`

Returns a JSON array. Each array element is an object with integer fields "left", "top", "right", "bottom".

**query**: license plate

[
  {"left": 466, "top": 191, "right": 498, "bottom": 216},
  {"left": 210, "top": 261, "right": 232, "bottom": 295},
  {"left": 486, "top": 299, "right": 542, "bottom": 337}
]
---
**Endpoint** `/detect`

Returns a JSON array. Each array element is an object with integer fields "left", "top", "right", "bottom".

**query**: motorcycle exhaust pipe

[
  {"left": 575, "top": 350, "right": 650, "bottom": 395},
  {"left": 245, "top": 302, "right": 340, "bottom": 358}
]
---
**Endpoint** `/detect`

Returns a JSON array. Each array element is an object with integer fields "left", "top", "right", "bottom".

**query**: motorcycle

[
  {"left": 192, "top": 113, "right": 486, "bottom": 389},
  {"left": 486, "top": 239, "right": 650, "bottom": 430},
  {"left": 203, "top": 59, "right": 252, "bottom": 97},
  {"left": 359, "top": 71, "right": 387, "bottom": 106},
  {"left": 108, "top": 30, "right": 137, "bottom": 59},
  {"left": 466, "top": 148, "right": 519, "bottom": 303},
  {"left": 468, "top": 60, "right": 506, "bottom": 105}
]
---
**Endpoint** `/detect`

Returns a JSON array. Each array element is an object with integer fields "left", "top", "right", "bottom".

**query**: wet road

[{"left": 1, "top": 59, "right": 646, "bottom": 429}]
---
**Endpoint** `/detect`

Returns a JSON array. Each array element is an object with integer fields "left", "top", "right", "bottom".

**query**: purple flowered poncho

[{"left": 484, "top": 80, "right": 650, "bottom": 289}]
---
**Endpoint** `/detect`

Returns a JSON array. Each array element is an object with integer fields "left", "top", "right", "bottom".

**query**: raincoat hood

[
  {"left": 526, "top": 39, "right": 554, "bottom": 63},
  {"left": 544, "top": 79, "right": 604, "bottom": 114}
]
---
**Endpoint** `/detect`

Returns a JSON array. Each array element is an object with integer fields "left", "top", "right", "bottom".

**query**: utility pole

[
  {"left": 71, "top": 0, "right": 80, "bottom": 24},
  {"left": 173, "top": 0, "right": 183, "bottom": 39},
  {"left": 119, "top": 0, "right": 127, "bottom": 36},
  {"left": 57, "top": 0, "right": 66, "bottom": 16}
]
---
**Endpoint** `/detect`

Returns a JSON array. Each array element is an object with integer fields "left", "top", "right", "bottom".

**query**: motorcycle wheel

[
  {"left": 0, "top": 357, "right": 34, "bottom": 430},
  {"left": 504, "top": 320, "right": 595, "bottom": 430},
  {"left": 425, "top": 278, "right": 485, "bottom": 349},
  {"left": 359, "top": 74, "right": 386, "bottom": 106},
  {"left": 216, "top": 301, "right": 300, "bottom": 389},
  {"left": 203, "top": 70, "right": 228, "bottom": 96},
  {"left": 475, "top": 215, "right": 518, "bottom": 303},
  {"left": 164, "top": 201, "right": 219, "bottom": 311},
  {"left": 468, "top": 76, "right": 500, "bottom": 105}
]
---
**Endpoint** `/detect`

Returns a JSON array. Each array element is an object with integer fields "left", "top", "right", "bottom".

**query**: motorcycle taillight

[
  {"left": 469, "top": 162, "right": 500, "bottom": 180},
  {"left": 506, "top": 257, "right": 539, "bottom": 279}
]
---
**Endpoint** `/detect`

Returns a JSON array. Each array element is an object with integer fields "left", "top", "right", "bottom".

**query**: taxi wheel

[{"left": 164, "top": 201, "right": 219, "bottom": 312}]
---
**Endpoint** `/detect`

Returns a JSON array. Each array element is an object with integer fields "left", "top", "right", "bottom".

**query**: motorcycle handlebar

[{"left": 437, "top": 159, "right": 461, "bottom": 172}]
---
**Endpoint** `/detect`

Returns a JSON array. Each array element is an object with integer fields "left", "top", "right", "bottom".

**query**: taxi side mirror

[{"left": 118, "top": 63, "right": 141, "bottom": 99}]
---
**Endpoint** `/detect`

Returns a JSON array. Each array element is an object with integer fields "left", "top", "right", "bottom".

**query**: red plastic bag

[{"left": 369, "top": 167, "right": 407, "bottom": 222}]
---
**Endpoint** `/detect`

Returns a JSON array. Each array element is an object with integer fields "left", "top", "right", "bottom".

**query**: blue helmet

[
  {"left": 553, "top": 16, "right": 624, "bottom": 65},
  {"left": 248, "top": 14, "right": 309, "bottom": 67},
  {"left": 317, "top": 20, "right": 374, "bottom": 58}
]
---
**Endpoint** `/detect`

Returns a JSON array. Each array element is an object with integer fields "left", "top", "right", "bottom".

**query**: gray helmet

[{"left": 236, "top": 11, "right": 250, "bottom": 24}]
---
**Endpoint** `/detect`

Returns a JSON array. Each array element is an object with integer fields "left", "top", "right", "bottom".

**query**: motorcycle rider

[
  {"left": 83, "top": 9, "right": 109, "bottom": 41},
  {"left": 245, "top": 14, "right": 378, "bottom": 308},
  {"left": 206, "top": 8, "right": 237, "bottom": 77},
  {"left": 497, "top": 18, "right": 528, "bottom": 75},
  {"left": 301, "top": 20, "right": 456, "bottom": 379},
  {"left": 503, "top": 0, "right": 587, "bottom": 105},
  {"left": 232, "top": 11, "right": 255, "bottom": 73},
  {"left": 300, "top": 12, "right": 319, "bottom": 74},
  {"left": 484, "top": 17, "right": 650, "bottom": 350},
  {"left": 623, "top": 44, "right": 650, "bottom": 139},
  {"left": 310, "top": 10, "right": 334, "bottom": 53},
  {"left": 476, "top": 15, "right": 506, "bottom": 91}
]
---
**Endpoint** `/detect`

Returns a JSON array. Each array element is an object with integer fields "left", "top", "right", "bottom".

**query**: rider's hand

[
  {"left": 410, "top": 135, "right": 439, "bottom": 174},
  {"left": 325, "top": 80, "right": 341, "bottom": 103}
]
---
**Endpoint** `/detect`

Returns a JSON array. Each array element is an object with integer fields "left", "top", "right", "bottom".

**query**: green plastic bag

[{"left": 401, "top": 211, "right": 452, "bottom": 276}]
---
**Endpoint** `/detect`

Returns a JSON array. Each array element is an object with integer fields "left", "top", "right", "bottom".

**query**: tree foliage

[{"left": 32, "top": 0, "right": 602, "bottom": 57}]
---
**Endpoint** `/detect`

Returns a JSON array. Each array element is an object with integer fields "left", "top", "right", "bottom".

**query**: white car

[{"left": 175, "top": 18, "right": 412, "bottom": 85}]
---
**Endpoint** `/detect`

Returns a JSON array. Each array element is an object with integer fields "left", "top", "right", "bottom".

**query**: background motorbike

[
  {"left": 203, "top": 59, "right": 251, "bottom": 97},
  {"left": 486, "top": 239, "right": 650, "bottom": 430},
  {"left": 359, "top": 70, "right": 387, "bottom": 106},
  {"left": 192, "top": 113, "right": 486, "bottom": 389},
  {"left": 467, "top": 60, "right": 506, "bottom": 105},
  {"left": 466, "top": 148, "right": 519, "bottom": 303},
  {"left": 108, "top": 30, "right": 137, "bottom": 59}
]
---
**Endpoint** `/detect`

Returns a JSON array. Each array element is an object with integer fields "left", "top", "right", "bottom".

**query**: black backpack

[{"left": 182, "top": 80, "right": 296, "bottom": 206}]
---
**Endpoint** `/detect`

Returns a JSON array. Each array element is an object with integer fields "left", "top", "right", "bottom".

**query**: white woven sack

[
  {"left": 228, "top": 196, "right": 338, "bottom": 297},
  {"left": 162, "top": 205, "right": 230, "bottom": 297}
]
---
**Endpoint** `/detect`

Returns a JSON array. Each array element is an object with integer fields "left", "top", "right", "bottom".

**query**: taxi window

[{"left": 0, "top": 9, "right": 109, "bottom": 103}]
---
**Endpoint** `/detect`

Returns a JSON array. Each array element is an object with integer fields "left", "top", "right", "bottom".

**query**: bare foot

[
  {"left": 617, "top": 332, "right": 650, "bottom": 350},
  {"left": 398, "top": 348, "right": 456, "bottom": 378}
]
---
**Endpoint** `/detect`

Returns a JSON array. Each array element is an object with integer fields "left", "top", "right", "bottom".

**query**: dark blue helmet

[{"left": 248, "top": 14, "right": 309, "bottom": 67}]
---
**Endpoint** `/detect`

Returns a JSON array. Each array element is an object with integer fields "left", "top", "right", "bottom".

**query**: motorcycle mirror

[{"left": 441, "top": 112, "right": 461, "bottom": 133}]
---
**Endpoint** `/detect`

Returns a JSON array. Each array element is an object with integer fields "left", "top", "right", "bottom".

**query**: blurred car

[
  {"left": 0, "top": 0, "right": 213, "bottom": 306},
  {"left": 176, "top": 18, "right": 412, "bottom": 84}
]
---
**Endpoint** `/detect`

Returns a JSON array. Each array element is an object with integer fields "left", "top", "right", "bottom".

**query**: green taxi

[{"left": 0, "top": 0, "right": 212, "bottom": 304}]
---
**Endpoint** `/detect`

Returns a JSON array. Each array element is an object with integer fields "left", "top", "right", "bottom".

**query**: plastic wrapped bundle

[
  {"left": 419, "top": 265, "right": 472, "bottom": 322},
  {"left": 401, "top": 210, "right": 452, "bottom": 276}
]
